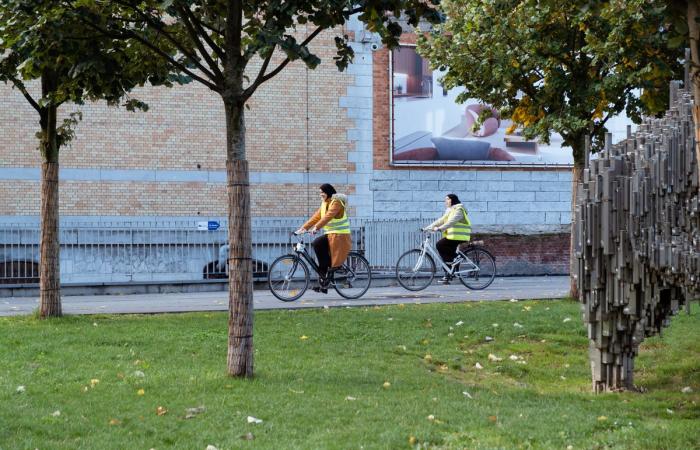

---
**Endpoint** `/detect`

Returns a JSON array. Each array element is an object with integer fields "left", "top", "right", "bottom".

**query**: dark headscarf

[
  {"left": 446, "top": 193, "right": 461, "bottom": 206},
  {"left": 320, "top": 183, "right": 337, "bottom": 198}
]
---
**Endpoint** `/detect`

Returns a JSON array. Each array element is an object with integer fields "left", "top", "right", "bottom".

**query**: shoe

[
  {"left": 437, "top": 276, "right": 451, "bottom": 285},
  {"left": 312, "top": 286, "right": 328, "bottom": 294}
]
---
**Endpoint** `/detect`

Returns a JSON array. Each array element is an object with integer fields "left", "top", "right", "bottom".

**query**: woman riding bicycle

[
  {"left": 295, "top": 184, "right": 351, "bottom": 293},
  {"left": 424, "top": 193, "right": 471, "bottom": 284}
]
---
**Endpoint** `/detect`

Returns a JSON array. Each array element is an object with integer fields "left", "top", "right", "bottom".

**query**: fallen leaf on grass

[
  {"left": 681, "top": 386, "right": 693, "bottom": 393},
  {"left": 424, "top": 354, "right": 433, "bottom": 362},
  {"left": 484, "top": 336, "right": 494, "bottom": 342},
  {"left": 509, "top": 355, "right": 522, "bottom": 361},
  {"left": 185, "top": 406, "right": 206, "bottom": 419},
  {"left": 409, "top": 436, "right": 417, "bottom": 445},
  {"left": 109, "top": 418, "right": 121, "bottom": 426},
  {"left": 156, "top": 406, "right": 167, "bottom": 416},
  {"left": 475, "top": 362, "right": 483, "bottom": 370},
  {"left": 492, "top": 323, "right": 499, "bottom": 328},
  {"left": 455, "top": 320, "right": 464, "bottom": 326},
  {"left": 462, "top": 391, "right": 473, "bottom": 399},
  {"left": 51, "top": 410, "right": 61, "bottom": 417},
  {"left": 206, "top": 446, "right": 219, "bottom": 450},
  {"left": 137, "top": 389, "right": 145, "bottom": 396},
  {"left": 597, "top": 416, "right": 607, "bottom": 421},
  {"left": 563, "top": 317, "right": 572, "bottom": 323},
  {"left": 523, "top": 306, "right": 532, "bottom": 311},
  {"left": 247, "top": 416, "right": 263, "bottom": 424},
  {"left": 133, "top": 371, "right": 145, "bottom": 378},
  {"left": 513, "top": 322, "right": 524, "bottom": 328},
  {"left": 288, "top": 388, "right": 304, "bottom": 394},
  {"left": 16, "top": 386, "right": 25, "bottom": 393},
  {"left": 666, "top": 409, "right": 674, "bottom": 414},
  {"left": 90, "top": 379, "right": 100, "bottom": 388},
  {"left": 488, "top": 353, "right": 502, "bottom": 362},
  {"left": 488, "top": 415, "right": 497, "bottom": 423},
  {"left": 427, "top": 414, "right": 435, "bottom": 421},
  {"left": 240, "top": 432, "right": 255, "bottom": 440},
  {"left": 299, "top": 335, "right": 309, "bottom": 340},
  {"left": 382, "top": 381, "right": 391, "bottom": 389},
  {"left": 345, "top": 396, "right": 357, "bottom": 401},
  {"left": 438, "top": 364, "right": 449, "bottom": 372}
]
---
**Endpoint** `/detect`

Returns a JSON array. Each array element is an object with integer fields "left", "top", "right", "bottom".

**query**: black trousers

[
  {"left": 312, "top": 235, "right": 331, "bottom": 278},
  {"left": 436, "top": 238, "right": 466, "bottom": 273}
]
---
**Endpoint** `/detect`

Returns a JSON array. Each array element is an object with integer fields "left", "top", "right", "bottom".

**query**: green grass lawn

[{"left": 1, "top": 300, "right": 698, "bottom": 450}]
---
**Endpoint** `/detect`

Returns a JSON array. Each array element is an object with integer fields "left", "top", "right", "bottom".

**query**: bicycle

[
  {"left": 395, "top": 230, "right": 496, "bottom": 291},
  {"left": 267, "top": 231, "right": 372, "bottom": 301}
]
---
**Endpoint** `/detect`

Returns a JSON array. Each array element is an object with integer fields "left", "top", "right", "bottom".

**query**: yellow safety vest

[
  {"left": 320, "top": 199, "right": 351, "bottom": 234},
  {"left": 441, "top": 206, "right": 471, "bottom": 241}
]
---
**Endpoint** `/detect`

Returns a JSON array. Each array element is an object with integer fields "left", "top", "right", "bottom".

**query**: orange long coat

[{"left": 302, "top": 194, "right": 352, "bottom": 267}]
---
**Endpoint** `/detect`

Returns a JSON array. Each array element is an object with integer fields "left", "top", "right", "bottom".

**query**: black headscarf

[
  {"left": 446, "top": 193, "right": 461, "bottom": 206},
  {"left": 320, "top": 184, "right": 337, "bottom": 198}
]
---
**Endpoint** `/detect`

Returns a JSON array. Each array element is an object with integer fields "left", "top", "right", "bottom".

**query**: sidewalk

[{"left": 0, "top": 276, "right": 570, "bottom": 316}]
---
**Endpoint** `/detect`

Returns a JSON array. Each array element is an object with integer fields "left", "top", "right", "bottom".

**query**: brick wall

[
  {"left": 0, "top": 27, "right": 358, "bottom": 218},
  {"left": 473, "top": 233, "right": 570, "bottom": 275}
]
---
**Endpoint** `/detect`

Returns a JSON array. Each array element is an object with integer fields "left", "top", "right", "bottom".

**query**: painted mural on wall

[{"left": 390, "top": 45, "right": 581, "bottom": 166}]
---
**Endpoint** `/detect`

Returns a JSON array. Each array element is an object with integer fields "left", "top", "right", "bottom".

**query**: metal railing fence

[{"left": 0, "top": 218, "right": 434, "bottom": 284}]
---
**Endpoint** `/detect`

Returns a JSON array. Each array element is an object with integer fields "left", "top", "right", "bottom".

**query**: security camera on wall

[{"left": 370, "top": 42, "right": 380, "bottom": 51}]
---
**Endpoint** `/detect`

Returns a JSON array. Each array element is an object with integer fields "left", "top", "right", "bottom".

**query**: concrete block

[
  {"left": 346, "top": 86, "right": 372, "bottom": 98},
  {"left": 496, "top": 211, "right": 545, "bottom": 224},
  {"left": 409, "top": 171, "right": 443, "bottom": 180},
  {"left": 420, "top": 181, "right": 439, "bottom": 191},
  {"left": 463, "top": 201, "right": 488, "bottom": 212},
  {"left": 539, "top": 181, "right": 572, "bottom": 192},
  {"left": 374, "top": 190, "right": 405, "bottom": 202},
  {"left": 339, "top": 96, "right": 372, "bottom": 109},
  {"left": 441, "top": 171, "right": 477, "bottom": 181},
  {"left": 353, "top": 75, "right": 372, "bottom": 87},
  {"left": 475, "top": 171, "right": 502, "bottom": 181},
  {"left": 498, "top": 191, "right": 535, "bottom": 202},
  {"left": 512, "top": 181, "right": 542, "bottom": 192},
  {"left": 487, "top": 201, "right": 526, "bottom": 212},
  {"left": 488, "top": 181, "right": 515, "bottom": 191},
  {"left": 397, "top": 180, "right": 422, "bottom": 191},
  {"left": 469, "top": 212, "right": 497, "bottom": 225},
  {"left": 558, "top": 171, "right": 574, "bottom": 182},
  {"left": 369, "top": 179, "right": 395, "bottom": 191},
  {"left": 474, "top": 191, "right": 499, "bottom": 201},
  {"left": 501, "top": 171, "right": 532, "bottom": 181},
  {"left": 438, "top": 180, "right": 469, "bottom": 191},
  {"left": 531, "top": 171, "right": 560, "bottom": 181},
  {"left": 545, "top": 212, "right": 562, "bottom": 224},
  {"left": 536, "top": 191, "right": 560, "bottom": 201},
  {"left": 373, "top": 201, "right": 404, "bottom": 212}
]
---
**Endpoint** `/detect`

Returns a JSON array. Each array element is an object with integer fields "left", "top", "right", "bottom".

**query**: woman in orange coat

[{"left": 295, "top": 184, "right": 352, "bottom": 293}]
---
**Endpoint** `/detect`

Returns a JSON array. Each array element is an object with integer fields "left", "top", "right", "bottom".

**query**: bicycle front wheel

[
  {"left": 395, "top": 249, "right": 435, "bottom": 291},
  {"left": 456, "top": 247, "right": 496, "bottom": 290},
  {"left": 333, "top": 252, "right": 372, "bottom": 299},
  {"left": 268, "top": 254, "right": 310, "bottom": 301}
]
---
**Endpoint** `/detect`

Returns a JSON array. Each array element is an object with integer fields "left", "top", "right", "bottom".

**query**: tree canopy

[{"left": 419, "top": 0, "right": 683, "bottom": 163}]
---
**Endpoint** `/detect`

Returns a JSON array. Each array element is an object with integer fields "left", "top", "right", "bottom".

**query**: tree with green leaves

[
  {"left": 69, "top": 0, "right": 441, "bottom": 377},
  {"left": 419, "top": 0, "right": 683, "bottom": 297},
  {"left": 0, "top": 0, "right": 175, "bottom": 317}
]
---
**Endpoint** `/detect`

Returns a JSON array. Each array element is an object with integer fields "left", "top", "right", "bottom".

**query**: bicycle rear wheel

[
  {"left": 333, "top": 252, "right": 372, "bottom": 299},
  {"left": 456, "top": 247, "right": 496, "bottom": 290},
  {"left": 268, "top": 254, "right": 310, "bottom": 301},
  {"left": 395, "top": 249, "right": 435, "bottom": 291}
]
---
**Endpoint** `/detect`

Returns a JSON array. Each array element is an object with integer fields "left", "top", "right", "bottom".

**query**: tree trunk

[
  {"left": 690, "top": 0, "right": 700, "bottom": 184},
  {"left": 224, "top": 98, "right": 254, "bottom": 377},
  {"left": 569, "top": 138, "right": 585, "bottom": 300},
  {"left": 38, "top": 74, "right": 61, "bottom": 318}
]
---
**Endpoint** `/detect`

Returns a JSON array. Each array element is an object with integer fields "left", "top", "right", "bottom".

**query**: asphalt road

[{"left": 0, "top": 276, "right": 570, "bottom": 316}]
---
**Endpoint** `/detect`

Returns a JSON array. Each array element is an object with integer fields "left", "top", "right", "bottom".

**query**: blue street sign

[{"left": 208, "top": 221, "right": 220, "bottom": 231}]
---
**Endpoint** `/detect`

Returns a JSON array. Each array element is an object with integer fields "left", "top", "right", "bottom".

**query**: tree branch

[
  {"left": 177, "top": 4, "right": 224, "bottom": 82},
  {"left": 178, "top": 4, "right": 226, "bottom": 62},
  {"left": 9, "top": 76, "right": 40, "bottom": 112},
  {"left": 76, "top": 15, "right": 220, "bottom": 92},
  {"left": 110, "top": 0, "right": 218, "bottom": 82},
  {"left": 242, "top": 45, "right": 276, "bottom": 98},
  {"left": 256, "top": 25, "right": 325, "bottom": 87}
]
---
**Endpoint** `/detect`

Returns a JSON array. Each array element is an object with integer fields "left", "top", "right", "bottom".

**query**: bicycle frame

[
  {"left": 415, "top": 234, "right": 480, "bottom": 277},
  {"left": 289, "top": 236, "right": 323, "bottom": 279}
]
